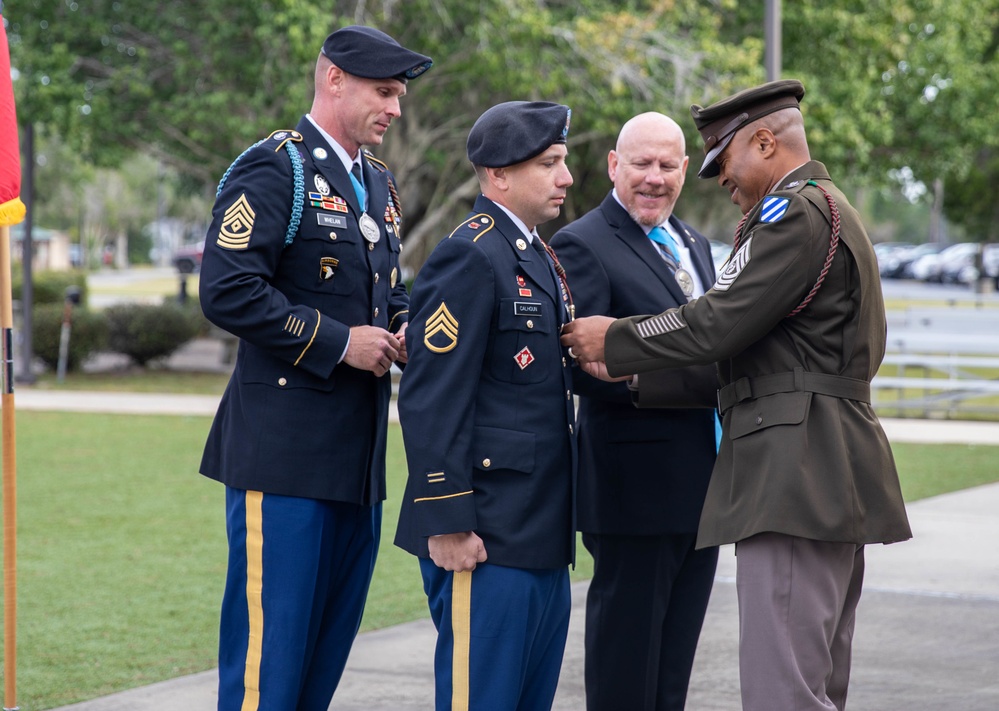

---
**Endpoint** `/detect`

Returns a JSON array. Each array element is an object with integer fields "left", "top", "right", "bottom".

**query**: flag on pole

[
  {"left": 0, "top": 2, "right": 23, "bottom": 708},
  {"left": 0, "top": 2, "right": 24, "bottom": 226}
]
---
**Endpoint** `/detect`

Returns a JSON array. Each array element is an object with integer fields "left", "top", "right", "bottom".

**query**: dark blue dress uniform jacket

[
  {"left": 199, "top": 116, "right": 408, "bottom": 506},
  {"left": 394, "top": 195, "right": 577, "bottom": 570},
  {"left": 550, "top": 193, "right": 719, "bottom": 535}
]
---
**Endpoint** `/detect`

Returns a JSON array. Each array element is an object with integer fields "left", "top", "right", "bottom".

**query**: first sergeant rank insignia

[{"left": 218, "top": 193, "right": 255, "bottom": 250}]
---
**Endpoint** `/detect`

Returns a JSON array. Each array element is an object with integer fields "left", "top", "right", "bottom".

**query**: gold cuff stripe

[
  {"left": 293, "top": 309, "right": 321, "bottom": 366},
  {"left": 451, "top": 570, "right": 472, "bottom": 711},
  {"left": 241, "top": 490, "right": 265, "bottom": 711},
  {"left": 388, "top": 309, "right": 409, "bottom": 333},
  {"left": 413, "top": 490, "right": 473, "bottom": 503}
]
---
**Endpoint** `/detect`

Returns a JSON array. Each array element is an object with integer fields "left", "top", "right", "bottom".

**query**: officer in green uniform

[{"left": 560, "top": 79, "right": 911, "bottom": 711}]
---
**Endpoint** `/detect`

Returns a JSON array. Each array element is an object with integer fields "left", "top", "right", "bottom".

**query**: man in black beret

[
  {"left": 561, "top": 79, "right": 911, "bottom": 710},
  {"left": 395, "top": 100, "right": 577, "bottom": 710},
  {"left": 198, "top": 25, "right": 431, "bottom": 711}
]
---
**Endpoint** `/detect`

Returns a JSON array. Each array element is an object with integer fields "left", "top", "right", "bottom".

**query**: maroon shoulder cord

[{"left": 728, "top": 180, "right": 840, "bottom": 317}]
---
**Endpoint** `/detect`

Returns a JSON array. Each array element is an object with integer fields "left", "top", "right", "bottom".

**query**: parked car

[
  {"left": 954, "top": 243, "right": 999, "bottom": 287},
  {"left": 172, "top": 240, "right": 205, "bottom": 274},
  {"left": 907, "top": 243, "right": 958, "bottom": 281},
  {"left": 874, "top": 241, "right": 913, "bottom": 278},
  {"left": 930, "top": 243, "right": 980, "bottom": 283}
]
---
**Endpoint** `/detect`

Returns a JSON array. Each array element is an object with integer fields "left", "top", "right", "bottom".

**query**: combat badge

[
  {"left": 713, "top": 235, "right": 753, "bottom": 292},
  {"left": 424, "top": 302, "right": 459, "bottom": 353},
  {"left": 514, "top": 347, "right": 535, "bottom": 370},
  {"left": 218, "top": 193, "right": 255, "bottom": 250},
  {"left": 314, "top": 174, "right": 331, "bottom": 196}
]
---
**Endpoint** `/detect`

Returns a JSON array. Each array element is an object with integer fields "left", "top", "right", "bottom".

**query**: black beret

[
  {"left": 321, "top": 25, "right": 433, "bottom": 82},
  {"left": 467, "top": 101, "right": 572, "bottom": 168},
  {"left": 690, "top": 79, "right": 805, "bottom": 179}
]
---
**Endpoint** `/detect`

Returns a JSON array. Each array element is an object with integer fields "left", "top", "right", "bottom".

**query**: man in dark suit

[
  {"left": 198, "top": 26, "right": 432, "bottom": 711},
  {"left": 550, "top": 112, "right": 719, "bottom": 711},
  {"left": 395, "top": 101, "right": 577, "bottom": 711}
]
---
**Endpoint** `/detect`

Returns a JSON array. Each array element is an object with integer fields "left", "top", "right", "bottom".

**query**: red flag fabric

[{"left": 0, "top": 10, "right": 24, "bottom": 227}]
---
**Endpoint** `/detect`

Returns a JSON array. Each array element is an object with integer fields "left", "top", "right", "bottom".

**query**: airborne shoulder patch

[
  {"left": 713, "top": 235, "right": 752, "bottom": 292},
  {"left": 424, "top": 302, "right": 459, "bottom": 353},
  {"left": 218, "top": 193, "right": 256, "bottom": 250}
]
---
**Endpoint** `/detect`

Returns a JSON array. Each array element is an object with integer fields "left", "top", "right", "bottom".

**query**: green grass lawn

[{"left": 0, "top": 412, "right": 996, "bottom": 708}]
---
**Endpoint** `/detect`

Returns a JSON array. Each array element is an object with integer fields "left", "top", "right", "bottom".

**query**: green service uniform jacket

[{"left": 604, "top": 161, "right": 912, "bottom": 549}]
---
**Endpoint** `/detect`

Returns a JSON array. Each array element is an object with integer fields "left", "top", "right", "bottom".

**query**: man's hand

[
  {"left": 394, "top": 321, "right": 408, "bottom": 365},
  {"left": 560, "top": 315, "right": 615, "bottom": 363},
  {"left": 428, "top": 531, "right": 488, "bottom": 572},
  {"left": 344, "top": 325, "right": 400, "bottom": 377}
]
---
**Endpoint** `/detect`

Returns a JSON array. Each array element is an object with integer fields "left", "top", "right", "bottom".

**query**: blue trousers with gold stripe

[
  {"left": 218, "top": 487, "right": 381, "bottom": 711},
  {"left": 420, "top": 559, "right": 571, "bottom": 711}
]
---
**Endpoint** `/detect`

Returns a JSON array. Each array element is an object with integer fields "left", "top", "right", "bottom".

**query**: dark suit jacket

[
  {"left": 550, "top": 192, "right": 717, "bottom": 535},
  {"left": 199, "top": 116, "right": 407, "bottom": 505},
  {"left": 394, "top": 195, "right": 577, "bottom": 569}
]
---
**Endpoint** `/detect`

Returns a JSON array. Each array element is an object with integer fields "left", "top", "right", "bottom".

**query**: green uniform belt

[{"left": 717, "top": 367, "right": 871, "bottom": 415}]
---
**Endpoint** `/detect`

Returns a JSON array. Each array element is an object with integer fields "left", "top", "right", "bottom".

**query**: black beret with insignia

[
  {"left": 321, "top": 25, "right": 433, "bottom": 82},
  {"left": 467, "top": 101, "right": 572, "bottom": 168},
  {"left": 690, "top": 79, "right": 805, "bottom": 179}
]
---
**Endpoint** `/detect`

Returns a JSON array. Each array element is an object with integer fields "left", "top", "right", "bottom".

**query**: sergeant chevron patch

[
  {"left": 218, "top": 193, "right": 255, "bottom": 249},
  {"left": 424, "top": 302, "right": 459, "bottom": 353},
  {"left": 713, "top": 236, "right": 753, "bottom": 292},
  {"left": 637, "top": 310, "right": 687, "bottom": 339}
]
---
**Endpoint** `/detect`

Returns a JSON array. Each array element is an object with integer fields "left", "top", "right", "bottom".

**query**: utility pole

[{"left": 765, "top": 0, "right": 782, "bottom": 81}]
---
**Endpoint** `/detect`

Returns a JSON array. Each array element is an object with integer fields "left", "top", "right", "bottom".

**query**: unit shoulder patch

[
  {"left": 759, "top": 196, "right": 790, "bottom": 223},
  {"left": 713, "top": 235, "right": 752, "bottom": 292},
  {"left": 424, "top": 302, "right": 459, "bottom": 353},
  {"left": 218, "top": 193, "right": 256, "bottom": 250}
]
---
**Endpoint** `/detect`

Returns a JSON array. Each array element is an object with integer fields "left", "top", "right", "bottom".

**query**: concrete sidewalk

[{"left": 9, "top": 387, "right": 999, "bottom": 447}]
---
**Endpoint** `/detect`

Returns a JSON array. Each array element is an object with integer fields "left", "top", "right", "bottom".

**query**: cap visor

[{"left": 697, "top": 133, "right": 734, "bottom": 179}]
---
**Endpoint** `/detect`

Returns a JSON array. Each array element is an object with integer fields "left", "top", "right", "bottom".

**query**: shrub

[
  {"left": 12, "top": 268, "right": 89, "bottom": 306},
  {"left": 31, "top": 304, "right": 109, "bottom": 371},
  {"left": 104, "top": 302, "right": 202, "bottom": 366}
]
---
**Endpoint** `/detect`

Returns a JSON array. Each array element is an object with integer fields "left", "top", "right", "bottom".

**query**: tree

[{"left": 11, "top": 0, "right": 996, "bottom": 268}]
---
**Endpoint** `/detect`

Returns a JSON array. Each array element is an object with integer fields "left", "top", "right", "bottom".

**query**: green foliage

[
  {"left": 104, "top": 302, "right": 203, "bottom": 366},
  {"left": 10, "top": 0, "right": 999, "bottom": 259},
  {"left": 31, "top": 303, "right": 109, "bottom": 371},
  {"left": 11, "top": 267, "right": 88, "bottom": 306}
]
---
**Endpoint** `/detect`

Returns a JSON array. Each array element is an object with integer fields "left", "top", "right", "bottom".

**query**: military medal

[
  {"left": 674, "top": 267, "right": 695, "bottom": 299},
  {"left": 359, "top": 213, "right": 380, "bottom": 243}
]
